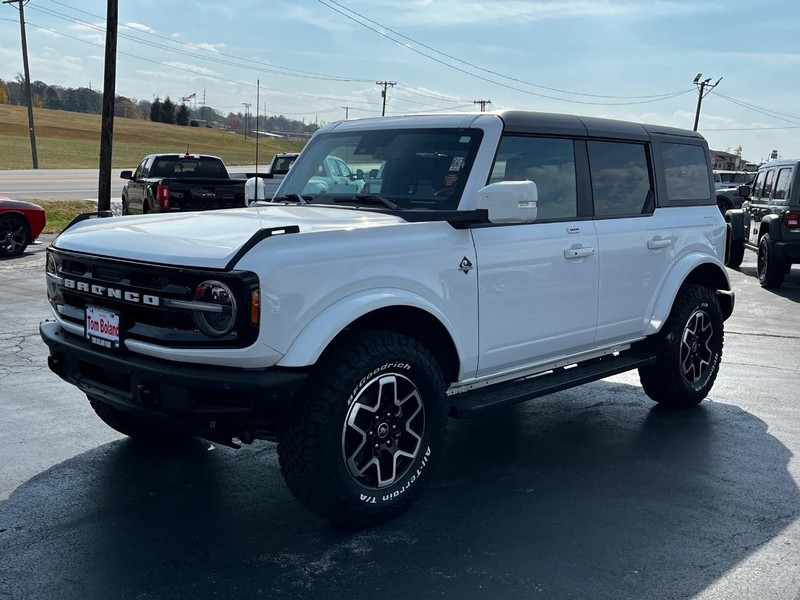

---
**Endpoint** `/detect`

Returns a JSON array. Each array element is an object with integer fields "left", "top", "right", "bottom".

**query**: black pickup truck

[{"left": 120, "top": 153, "right": 247, "bottom": 214}]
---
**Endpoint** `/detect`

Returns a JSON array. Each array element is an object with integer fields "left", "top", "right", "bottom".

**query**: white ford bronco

[{"left": 41, "top": 111, "right": 734, "bottom": 527}]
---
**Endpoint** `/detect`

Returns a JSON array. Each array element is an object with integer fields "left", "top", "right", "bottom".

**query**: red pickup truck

[{"left": 120, "top": 153, "right": 246, "bottom": 214}]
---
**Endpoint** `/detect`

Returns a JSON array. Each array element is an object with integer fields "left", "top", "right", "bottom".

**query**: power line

[
  {"left": 38, "top": 0, "right": 374, "bottom": 83},
  {"left": 318, "top": 0, "right": 694, "bottom": 105}
]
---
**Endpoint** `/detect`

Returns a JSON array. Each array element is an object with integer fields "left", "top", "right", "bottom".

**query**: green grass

[
  {"left": 30, "top": 200, "right": 98, "bottom": 234},
  {"left": 0, "top": 104, "right": 305, "bottom": 169}
]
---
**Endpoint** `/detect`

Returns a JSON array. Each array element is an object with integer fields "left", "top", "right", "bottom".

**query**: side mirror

[
  {"left": 120, "top": 170, "right": 133, "bottom": 180},
  {"left": 356, "top": 168, "right": 364, "bottom": 180},
  {"left": 738, "top": 185, "right": 751, "bottom": 198},
  {"left": 476, "top": 181, "right": 538, "bottom": 224}
]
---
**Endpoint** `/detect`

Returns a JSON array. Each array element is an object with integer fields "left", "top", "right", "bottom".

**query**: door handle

[
  {"left": 647, "top": 238, "right": 673, "bottom": 250},
  {"left": 564, "top": 247, "right": 596, "bottom": 259}
]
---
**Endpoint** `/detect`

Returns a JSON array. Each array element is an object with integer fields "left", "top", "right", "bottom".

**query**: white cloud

[
  {"left": 194, "top": 42, "right": 226, "bottom": 53},
  {"left": 161, "top": 61, "right": 219, "bottom": 77},
  {"left": 123, "top": 22, "right": 156, "bottom": 34}
]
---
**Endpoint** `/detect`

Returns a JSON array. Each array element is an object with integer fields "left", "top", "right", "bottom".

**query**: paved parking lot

[{"left": 1, "top": 239, "right": 800, "bottom": 600}]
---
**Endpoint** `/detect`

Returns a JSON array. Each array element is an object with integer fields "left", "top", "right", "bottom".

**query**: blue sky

[{"left": 1, "top": 0, "right": 799, "bottom": 164}]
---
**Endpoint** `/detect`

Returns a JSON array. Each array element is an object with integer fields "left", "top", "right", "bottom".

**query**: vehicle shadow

[
  {"left": 1, "top": 380, "right": 797, "bottom": 600},
  {"left": 734, "top": 264, "right": 800, "bottom": 301}
]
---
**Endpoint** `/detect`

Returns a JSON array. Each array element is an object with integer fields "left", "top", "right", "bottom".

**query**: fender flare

[
  {"left": 644, "top": 253, "right": 731, "bottom": 336},
  {"left": 726, "top": 208, "right": 746, "bottom": 241},
  {"left": 277, "top": 288, "right": 463, "bottom": 369},
  {"left": 758, "top": 214, "right": 783, "bottom": 242}
]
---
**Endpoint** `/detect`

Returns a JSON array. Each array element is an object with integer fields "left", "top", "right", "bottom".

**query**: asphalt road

[
  {"left": 0, "top": 166, "right": 260, "bottom": 201},
  {"left": 1, "top": 241, "right": 800, "bottom": 600}
]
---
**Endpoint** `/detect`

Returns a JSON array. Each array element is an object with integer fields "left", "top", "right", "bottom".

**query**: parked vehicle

[
  {"left": 245, "top": 152, "right": 300, "bottom": 203},
  {"left": 41, "top": 111, "right": 733, "bottom": 527},
  {"left": 0, "top": 196, "right": 46, "bottom": 257},
  {"left": 120, "top": 153, "right": 246, "bottom": 214},
  {"left": 713, "top": 170, "right": 752, "bottom": 190},
  {"left": 726, "top": 159, "right": 800, "bottom": 288},
  {"left": 715, "top": 173, "right": 755, "bottom": 213}
]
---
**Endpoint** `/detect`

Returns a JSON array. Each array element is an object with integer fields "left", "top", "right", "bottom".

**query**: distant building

[{"left": 710, "top": 150, "right": 747, "bottom": 171}]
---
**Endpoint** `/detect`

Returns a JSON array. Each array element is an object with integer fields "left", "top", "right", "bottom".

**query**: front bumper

[{"left": 40, "top": 320, "right": 307, "bottom": 423}]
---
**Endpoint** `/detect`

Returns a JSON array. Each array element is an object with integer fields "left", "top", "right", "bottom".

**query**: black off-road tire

[
  {"left": 726, "top": 239, "right": 744, "bottom": 269},
  {"left": 121, "top": 195, "right": 130, "bottom": 215},
  {"left": 639, "top": 284, "right": 724, "bottom": 409},
  {"left": 0, "top": 214, "right": 30, "bottom": 257},
  {"left": 278, "top": 330, "right": 448, "bottom": 528},
  {"left": 89, "top": 396, "right": 186, "bottom": 443},
  {"left": 757, "top": 234, "right": 787, "bottom": 289}
]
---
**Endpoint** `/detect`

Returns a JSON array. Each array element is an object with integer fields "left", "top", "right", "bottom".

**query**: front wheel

[
  {"left": 278, "top": 330, "right": 448, "bottom": 527},
  {"left": 757, "top": 234, "right": 787, "bottom": 288},
  {"left": 0, "top": 214, "right": 29, "bottom": 257},
  {"left": 639, "top": 284, "right": 724, "bottom": 408}
]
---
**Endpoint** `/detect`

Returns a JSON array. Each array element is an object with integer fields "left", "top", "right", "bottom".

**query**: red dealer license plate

[{"left": 85, "top": 305, "right": 121, "bottom": 349}]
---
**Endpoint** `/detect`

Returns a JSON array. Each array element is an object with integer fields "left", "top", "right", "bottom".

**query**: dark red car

[{"left": 0, "top": 196, "right": 46, "bottom": 258}]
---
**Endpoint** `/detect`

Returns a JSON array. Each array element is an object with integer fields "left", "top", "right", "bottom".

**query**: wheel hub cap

[
  {"left": 680, "top": 310, "right": 714, "bottom": 383},
  {"left": 342, "top": 373, "right": 424, "bottom": 489}
]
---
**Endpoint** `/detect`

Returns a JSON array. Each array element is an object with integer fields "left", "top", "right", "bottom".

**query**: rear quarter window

[{"left": 662, "top": 143, "right": 711, "bottom": 202}]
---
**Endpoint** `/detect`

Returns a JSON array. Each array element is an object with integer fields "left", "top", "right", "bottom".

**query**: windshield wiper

[
  {"left": 334, "top": 194, "right": 399, "bottom": 210},
  {"left": 272, "top": 193, "right": 309, "bottom": 205}
]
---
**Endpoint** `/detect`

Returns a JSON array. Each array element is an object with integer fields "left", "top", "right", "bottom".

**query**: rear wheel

[
  {"left": 0, "top": 214, "right": 29, "bottom": 257},
  {"left": 716, "top": 197, "right": 731, "bottom": 214},
  {"left": 757, "top": 234, "right": 787, "bottom": 288},
  {"left": 278, "top": 330, "right": 448, "bottom": 527},
  {"left": 639, "top": 284, "right": 724, "bottom": 408}
]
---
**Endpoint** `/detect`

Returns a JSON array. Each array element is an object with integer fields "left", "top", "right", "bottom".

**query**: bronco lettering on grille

[{"left": 63, "top": 277, "right": 161, "bottom": 306}]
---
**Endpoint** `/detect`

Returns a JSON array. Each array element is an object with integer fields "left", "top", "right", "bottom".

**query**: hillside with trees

[{"left": 0, "top": 77, "right": 319, "bottom": 138}]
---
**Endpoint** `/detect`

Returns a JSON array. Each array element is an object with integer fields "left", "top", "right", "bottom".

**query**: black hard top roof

[{"left": 497, "top": 110, "right": 704, "bottom": 141}]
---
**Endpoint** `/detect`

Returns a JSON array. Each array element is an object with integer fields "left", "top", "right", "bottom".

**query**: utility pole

[
  {"left": 692, "top": 73, "right": 722, "bottom": 132},
  {"left": 242, "top": 102, "right": 250, "bottom": 138},
  {"left": 376, "top": 81, "right": 396, "bottom": 117},
  {"left": 473, "top": 100, "right": 491, "bottom": 112},
  {"left": 342, "top": 106, "right": 350, "bottom": 120},
  {"left": 4, "top": 0, "right": 38, "bottom": 168},
  {"left": 97, "top": 0, "right": 118, "bottom": 212},
  {"left": 201, "top": 87, "right": 206, "bottom": 122}
]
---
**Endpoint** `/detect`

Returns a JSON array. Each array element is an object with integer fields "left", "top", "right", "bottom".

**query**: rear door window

[
  {"left": 773, "top": 168, "right": 792, "bottom": 204},
  {"left": 587, "top": 141, "right": 652, "bottom": 217}
]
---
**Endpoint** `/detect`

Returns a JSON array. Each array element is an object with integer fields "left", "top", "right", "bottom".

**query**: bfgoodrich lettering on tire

[
  {"left": 639, "top": 284, "right": 723, "bottom": 408},
  {"left": 277, "top": 330, "right": 447, "bottom": 527}
]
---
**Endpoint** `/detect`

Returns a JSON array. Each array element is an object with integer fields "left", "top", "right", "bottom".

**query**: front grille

[{"left": 47, "top": 249, "right": 259, "bottom": 348}]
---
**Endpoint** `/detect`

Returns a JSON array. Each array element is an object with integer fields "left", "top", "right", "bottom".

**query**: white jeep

[{"left": 41, "top": 111, "right": 734, "bottom": 527}]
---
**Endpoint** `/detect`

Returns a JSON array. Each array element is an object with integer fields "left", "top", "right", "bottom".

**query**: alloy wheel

[
  {"left": 342, "top": 373, "right": 424, "bottom": 489},
  {"left": 680, "top": 309, "right": 714, "bottom": 383}
]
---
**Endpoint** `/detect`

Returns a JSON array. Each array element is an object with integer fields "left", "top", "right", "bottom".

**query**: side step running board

[{"left": 448, "top": 351, "right": 656, "bottom": 418}]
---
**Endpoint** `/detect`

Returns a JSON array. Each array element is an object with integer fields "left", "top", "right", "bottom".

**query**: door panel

[{"left": 473, "top": 221, "right": 599, "bottom": 377}]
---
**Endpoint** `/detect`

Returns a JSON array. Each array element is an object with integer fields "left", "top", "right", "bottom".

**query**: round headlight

[
  {"left": 192, "top": 280, "right": 237, "bottom": 337},
  {"left": 46, "top": 253, "right": 57, "bottom": 274}
]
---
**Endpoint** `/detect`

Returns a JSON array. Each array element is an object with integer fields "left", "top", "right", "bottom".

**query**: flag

[{"left": 182, "top": 92, "right": 196, "bottom": 102}]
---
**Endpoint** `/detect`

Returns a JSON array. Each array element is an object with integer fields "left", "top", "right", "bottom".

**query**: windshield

[{"left": 278, "top": 128, "right": 483, "bottom": 210}]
